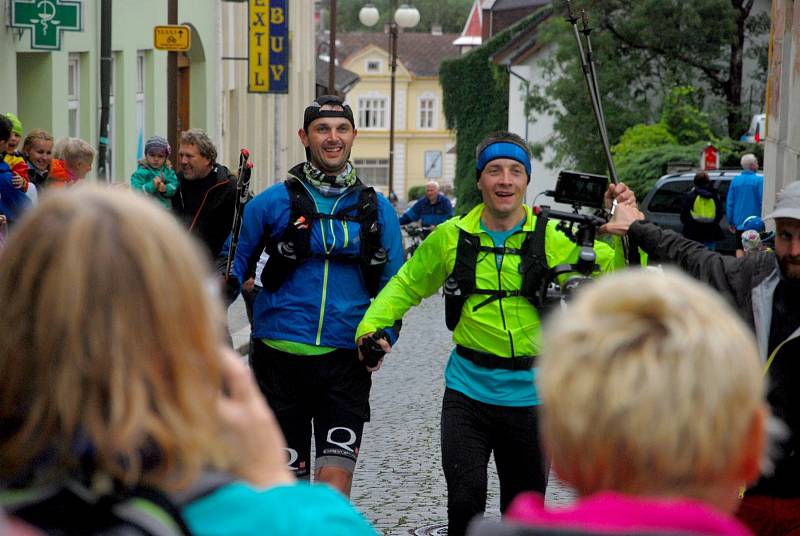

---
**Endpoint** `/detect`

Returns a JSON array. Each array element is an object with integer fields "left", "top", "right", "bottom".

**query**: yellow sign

[
  {"left": 154, "top": 25, "right": 191, "bottom": 51},
  {"left": 249, "top": 0, "right": 288, "bottom": 93}
]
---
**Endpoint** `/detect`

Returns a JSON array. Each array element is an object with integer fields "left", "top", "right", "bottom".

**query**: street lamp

[{"left": 359, "top": 2, "right": 420, "bottom": 201}]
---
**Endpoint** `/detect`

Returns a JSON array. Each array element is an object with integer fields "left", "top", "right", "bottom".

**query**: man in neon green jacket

[{"left": 356, "top": 131, "right": 635, "bottom": 536}]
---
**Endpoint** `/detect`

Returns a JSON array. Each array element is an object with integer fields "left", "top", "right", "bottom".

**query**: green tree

[
  {"left": 612, "top": 87, "right": 764, "bottom": 196},
  {"left": 441, "top": 9, "right": 551, "bottom": 213},
  {"left": 330, "top": 0, "right": 473, "bottom": 34},
  {"left": 527, "top": 0, "right": 768, "bottom": 174}
]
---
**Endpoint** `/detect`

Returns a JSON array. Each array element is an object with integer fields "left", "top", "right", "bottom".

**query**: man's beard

[{"left": 779, "top": 255, "right": 800, "bottom": 280}]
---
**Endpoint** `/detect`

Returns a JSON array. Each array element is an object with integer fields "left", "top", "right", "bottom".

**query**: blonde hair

[
  {"left": 538, "top": 269, "right": 764, "bottom": 497},
  {"left": 0, "top": 186, "right": 230, "bottom": 490},
  {"left": 21, "top": 128, "right": 54, "bottom": 155},
  {"left": 54, "top": 137, "right": 95, "bottom": 167}
]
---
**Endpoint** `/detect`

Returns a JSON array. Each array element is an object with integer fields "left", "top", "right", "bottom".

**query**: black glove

[
  {"left": 359, "top": 329, "right": 389, "bottom": 368},
  {"left": 223, "top": 274, "right": 240, "bottom": 305}
]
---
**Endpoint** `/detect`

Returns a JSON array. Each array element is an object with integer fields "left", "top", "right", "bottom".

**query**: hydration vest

[
  {"left": 443, "top": 209, "right": 550, "bottom": 331},
  {"left": 690, "top": 193, "right": 716, "bottom": 223},
  {"left": 260, "top": 171, "right": 386, "bottom": 297}
]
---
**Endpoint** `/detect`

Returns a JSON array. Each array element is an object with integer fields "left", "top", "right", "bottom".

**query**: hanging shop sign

[
  {"left": 249, "top": 0, "right": 288, "bottom": 93},
  {"left": 10, "top": 0, "right": 83, "bottom": 51}
]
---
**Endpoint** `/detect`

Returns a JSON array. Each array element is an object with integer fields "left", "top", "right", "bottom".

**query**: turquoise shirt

[
  {"left": 183, "top": 482, "right": 378, "bottom": 536},
  {"left": 443, "top": 219, "right": 539, "bottom": 407}
]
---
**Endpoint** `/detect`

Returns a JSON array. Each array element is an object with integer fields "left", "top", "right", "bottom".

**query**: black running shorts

[{"left": 249, "top": 340, "right": 372, "bottom": 478}]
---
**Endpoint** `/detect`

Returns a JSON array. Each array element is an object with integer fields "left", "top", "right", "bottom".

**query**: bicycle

[{"left": 402, "top": 224, "right": 434, "bottom": 260}]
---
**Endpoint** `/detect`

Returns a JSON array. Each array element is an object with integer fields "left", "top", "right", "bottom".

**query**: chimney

[{"left": 431, "top": 23, "right": 442, "bottom": 35}]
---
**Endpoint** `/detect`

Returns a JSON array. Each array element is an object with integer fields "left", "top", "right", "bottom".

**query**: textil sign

[
  {"left": 10, "top": 0, "right": 82, "bottom": 51},
  {"left": 248, "top": 0, "right": 288, "bottom": 93}
]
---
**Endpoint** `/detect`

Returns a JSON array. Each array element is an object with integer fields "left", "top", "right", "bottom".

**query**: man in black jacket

[
  {"left": 605, "top": 181, "right": 800, "bottom": 535},
  {"left": 171, "top": 128, "right": 237, "bottom": 262}
]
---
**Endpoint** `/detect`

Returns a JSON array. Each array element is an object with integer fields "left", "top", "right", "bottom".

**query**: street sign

[
  {"left": 248, "top": 0, "right": 288, "bottom": 93},
  {"left": 154, "top": 25, "right": 191, "bottom": 52},
  {"left": 10, "top": 0, "right": 83, "bottom": 51}
]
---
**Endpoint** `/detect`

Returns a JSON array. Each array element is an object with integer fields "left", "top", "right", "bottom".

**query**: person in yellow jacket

[{"left": 356, "top": 131, "right": 636, "bottom": 536}]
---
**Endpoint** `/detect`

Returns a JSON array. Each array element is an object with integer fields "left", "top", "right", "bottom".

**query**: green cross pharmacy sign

[{"left": 10, "top": 0, "right": 83, "bottom": 51}]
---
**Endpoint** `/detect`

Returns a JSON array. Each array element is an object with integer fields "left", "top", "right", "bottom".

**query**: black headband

[{"left": 303, "top": 95, "right": 355, "bottom": 131}]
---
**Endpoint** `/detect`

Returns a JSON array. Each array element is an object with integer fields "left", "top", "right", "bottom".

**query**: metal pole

[
  {"left": 167, "top": 0, "right": 178, "bottom": 158},
  {"left": 388, "top": 0, "right": 398, "bottom": 200},
  {"left": 97, "top": 0, "right": 112, "bottom": 181},
  {"left": 328, "top": 0, "right": 337, "bottom": 94},
  {"left": 580, "top": 10, "right": 618, "bottom": 184}
]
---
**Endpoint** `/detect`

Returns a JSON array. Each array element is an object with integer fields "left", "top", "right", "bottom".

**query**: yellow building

[{"left": 336, "top": 32, "right": 459, "bottom": 201}]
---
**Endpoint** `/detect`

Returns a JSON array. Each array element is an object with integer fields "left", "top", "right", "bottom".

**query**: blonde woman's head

[
  {"left": 0, "top": 186, "right": 230, "bottom": 490},
  {"left": 538, "top": 269, "right": 765, "bottom": 508}
]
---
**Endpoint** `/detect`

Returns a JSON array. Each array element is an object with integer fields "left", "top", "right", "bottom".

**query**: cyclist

[{"left": 399, "top": 180, "right": 453, "bottom": 232}]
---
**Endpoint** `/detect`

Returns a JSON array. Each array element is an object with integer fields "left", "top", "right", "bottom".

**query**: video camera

[{"left": 537, "top": 170, "right": 609, "bottom": 303}]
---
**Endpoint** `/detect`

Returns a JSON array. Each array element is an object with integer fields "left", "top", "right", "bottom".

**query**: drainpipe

[
  {"left": 167, "top": 0, "right": 178, "bottom": 157},
  {"left": 507, "top": 65, "right": 530, "bottom": 142},
  {"left": 97, "top": 0, "right": 112, "bottom": 180}
]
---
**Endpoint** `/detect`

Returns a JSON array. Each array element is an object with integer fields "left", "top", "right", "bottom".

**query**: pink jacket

[{"left": 505, "top": 492, "right": 752, "bottom": 536}]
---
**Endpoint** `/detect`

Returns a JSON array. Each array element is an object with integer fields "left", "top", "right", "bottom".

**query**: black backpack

[{"left": 1, "top": 472, "right": 233, "bottom": 536}]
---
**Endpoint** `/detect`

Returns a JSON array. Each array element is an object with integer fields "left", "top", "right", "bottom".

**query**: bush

[
  {"left": 612, "top": 123, "right": 677, "bottom": 161},
  {"left": 407, "top": 185, "right": 426, "bottom": 201},
  {"left": 616, "top": 142, "right": 706, "bottom": 196}
]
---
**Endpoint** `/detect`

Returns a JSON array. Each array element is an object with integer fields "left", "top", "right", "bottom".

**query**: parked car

[{"left": 639, "top": 170, "right": 754, "bottom": 255}]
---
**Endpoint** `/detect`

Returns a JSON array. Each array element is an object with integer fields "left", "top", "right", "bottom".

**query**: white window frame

[
  {"left": 107, "top": 54, "right": 117, "bottom": 181},
  {"left": 136, "top": 51, "right": 146, "bottom": 159},
  {"left": 357, "top": 96, "right": 387, "bottom": 129},
  {"left": 353, "top": 158, "right": 389, "bottom": 187},
  {"left": 68, "top": 54, "right": 80, "bottom": 137},
  {"left": 365, "top": 59, "right": 383, "bottom": 73},
  {"left": 418, "top": 94, "right": 437, "bottom": 130}
]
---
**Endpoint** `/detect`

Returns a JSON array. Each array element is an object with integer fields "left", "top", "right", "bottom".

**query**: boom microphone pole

[
  {"left": 565, "top": 1, "right": 636, "bottom": 262},
  {"left": 565, "top": 1, "right": 618, "bottom": 185}
]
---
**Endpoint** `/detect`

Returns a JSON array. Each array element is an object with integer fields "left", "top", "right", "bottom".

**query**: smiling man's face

[
  {"left": 298, "top": 105, "right": 356, "bottom": 175},
  {"left": 477, "top": 158, "right": 528, "bottom": 220}
]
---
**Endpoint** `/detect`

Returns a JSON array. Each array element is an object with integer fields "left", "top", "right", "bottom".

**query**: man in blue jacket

[
  {"left": 399, "top": 180, "right": 454, "bottom": 230},
  {"left": 231, "top": 95, "right": 404, "bottom": 497},
  {"left": 726, "top": 153, "right": 763, "bottom": 256}
]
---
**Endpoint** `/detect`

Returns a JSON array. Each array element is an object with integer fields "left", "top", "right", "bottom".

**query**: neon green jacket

[{"left": 356, "top": 203, "right": 622, "bottom": 358}]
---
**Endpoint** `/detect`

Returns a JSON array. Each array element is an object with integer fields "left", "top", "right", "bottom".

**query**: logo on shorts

[
  {"left": 285, "top": 447, "right": 299, "bottom": 469},
  {"left": 326, "top": 426, "right": 357, "bottom": 453}
]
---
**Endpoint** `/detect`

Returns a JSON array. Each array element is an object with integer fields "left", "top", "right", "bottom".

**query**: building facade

[
  {"left": 0, "top": 0, "right": 220, "bottom": 182},
  {"left": 763, "top": 0, "right": 800, "bottom": 209},
  {"left": 219, "top": 0, "right": 315, "bottom": 193},
  {"left": 336, "top": 32, "right": 459, "bottom": 201}
]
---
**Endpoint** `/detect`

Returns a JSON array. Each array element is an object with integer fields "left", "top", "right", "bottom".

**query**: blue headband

[{"left": 476, "top": 141, "right": 532, "bottom": 177}]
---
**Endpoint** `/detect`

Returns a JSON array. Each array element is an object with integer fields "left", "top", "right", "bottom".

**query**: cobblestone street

[{"left": 229, "top": 294, "right": 575, "bottom": 535}]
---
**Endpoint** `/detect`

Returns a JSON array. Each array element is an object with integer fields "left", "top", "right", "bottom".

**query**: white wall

[{"left": 508, "top": 44, "right": 570, "bottom": 210}]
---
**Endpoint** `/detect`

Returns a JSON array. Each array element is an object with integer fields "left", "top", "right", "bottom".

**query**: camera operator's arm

[
  {"left": 602, "top": 203, "right": 764, "bottom": 299},
  {"left": 600, "top": 202, "right": 644, "bottom": 236}
]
